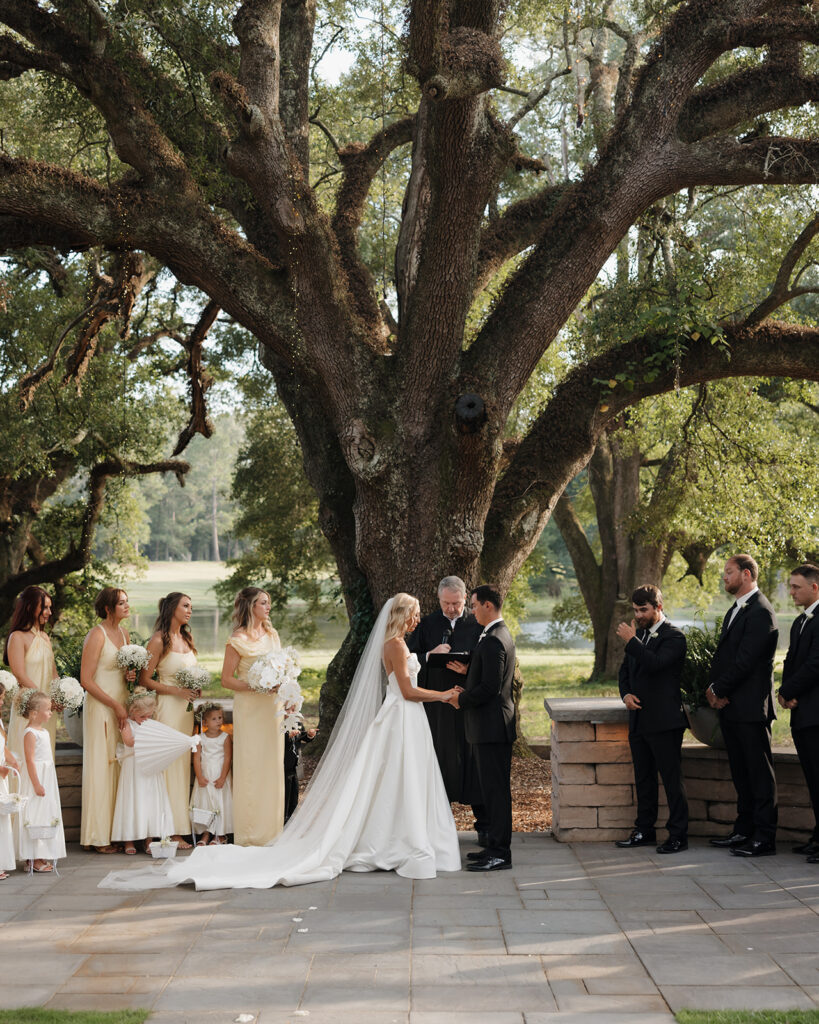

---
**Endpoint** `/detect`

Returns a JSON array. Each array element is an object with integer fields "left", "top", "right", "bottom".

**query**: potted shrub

[{"left": 681, "top": 619, "right": 726, "bottom": 749}]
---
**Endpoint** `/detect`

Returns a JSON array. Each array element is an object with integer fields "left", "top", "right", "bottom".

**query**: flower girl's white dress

[
  {"left": 190, "top": 732, "right": 233, "bottom": 837},
  {"left": 0, "top": 725, "right": 16, "bottom": 871},
  {"left": 111, "top": 720, "right": 174, "bottom": 841},
  {"left": 18, "top": 726, "right": 66, "bottom": 862},
  {"left": 101, "top": 651, "right": 460, "bottom": 890}
]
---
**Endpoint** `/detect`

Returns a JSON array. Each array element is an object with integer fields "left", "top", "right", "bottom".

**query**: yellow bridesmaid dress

[
  {"left": 154, "top": 648, "right": 196, "bottom": 834},
  {"left": 80, "top": 626, "right": 128, "bottom": 847},
  {"left": 7, "top": 629, "right": 56, "bottom": 762},
  {"left": 229, "top": 631, "right": 285, "bottom": 846}
]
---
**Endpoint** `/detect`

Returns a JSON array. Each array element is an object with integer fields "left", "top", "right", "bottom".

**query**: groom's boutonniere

[{"left": 806, "top": 611, "right": 815, "bottom": 621}]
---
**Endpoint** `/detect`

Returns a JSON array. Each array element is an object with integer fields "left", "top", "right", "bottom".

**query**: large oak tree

[{"left": 3, "top": 0, "right": 819, "bottom": 722}]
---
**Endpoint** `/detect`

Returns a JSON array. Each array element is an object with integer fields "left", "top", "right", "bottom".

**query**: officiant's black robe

[{"left": 407, "top": 610, "right": 482, "bottom": 803}]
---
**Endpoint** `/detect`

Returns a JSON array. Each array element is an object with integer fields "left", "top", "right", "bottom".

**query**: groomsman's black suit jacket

[
  {"left": 617, "top": 621, "right": 687, "bottom": 735},
  {"left": 709, "top": 591, "right": 778, "bottom": 723},
  {"left": 458, "top": 621, "right": 517, "bottom": 745},
  {"left": 779, "top": 612, "right": 819, "bottom": 731}
]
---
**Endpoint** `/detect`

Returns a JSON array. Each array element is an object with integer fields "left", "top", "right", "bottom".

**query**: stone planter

[{"left": 684, "top": 704, "right": 725, "bottom": 749}]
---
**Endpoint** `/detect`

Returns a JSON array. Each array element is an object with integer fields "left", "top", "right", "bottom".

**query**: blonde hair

[
  {"left": 231, "top": 587, "right": 275, "bottom": 635},
  {"left": 127, "top": 687, "right": 157, "bottom": 717},
  {"left": 16, "top": 689, "right": 49, "bottom": 718},
  {"left": 383, "top": 593, "right": 420, "bottom": 642}
]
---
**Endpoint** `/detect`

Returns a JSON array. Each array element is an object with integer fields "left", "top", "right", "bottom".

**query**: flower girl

[
  {"left": 0, "top": 676, "right": 20, "bottom": 878},
  {"left": 17, "top": 690, "right": 66, "bottom": 872},
  {"left": 191, "top": 703, "right": 233, "bottom": 845},
  {"left": 111, "top": 688, "right": 173, "bottom": 854}
]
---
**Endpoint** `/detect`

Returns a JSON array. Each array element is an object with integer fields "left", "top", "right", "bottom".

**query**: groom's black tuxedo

[
  {"left": 458, "top": 621, "right": 516, "bottom": 861},
  {"left": 779, "top": 609, "right": 819, "bottom": 842},
  {"left": 709, "top": 590, "right": 779, "bottom": 843}
]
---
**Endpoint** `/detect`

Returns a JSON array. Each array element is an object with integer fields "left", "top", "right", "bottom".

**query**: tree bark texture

[{"left": 3, "top": 0, "right": 819, "bottom": 732}]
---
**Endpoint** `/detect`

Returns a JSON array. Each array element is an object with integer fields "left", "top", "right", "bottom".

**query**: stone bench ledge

[{"left": 544, "top": 697, "right": 628, "bottom": 723}]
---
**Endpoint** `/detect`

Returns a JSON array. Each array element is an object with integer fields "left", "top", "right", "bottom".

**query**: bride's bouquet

[
  {"left": 50, "top": 677, "right": 85, "bottom": 713},
  {"left": 173, "top": 665, "right": 211, "bottom": 711},
  {"left": 115, "top": 644, "right": 150, "bottom": 694},
  {"left": 247, "top": 647, "right": 304, "bottom": 732}
]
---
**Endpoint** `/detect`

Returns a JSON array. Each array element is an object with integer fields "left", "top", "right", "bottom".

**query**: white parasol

[{"left": 133, "top": 719, "right": 201, "bottom": 776}]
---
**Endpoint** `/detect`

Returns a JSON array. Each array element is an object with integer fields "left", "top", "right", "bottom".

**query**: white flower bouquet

[
  {"left": 50, "top": 677, "right": 85, "bottom": 713},
  {"left": 0, "top": 670, "right": 18, "bottom": 700},
  {"left": 115, "top": 644, "right": 150, "bottom": 693},
  {"left": 174, "top": 665, "right": 211, "bottom": 711},
  {"left": 247, "top": 646, "right": 304, "bottom": 732}
]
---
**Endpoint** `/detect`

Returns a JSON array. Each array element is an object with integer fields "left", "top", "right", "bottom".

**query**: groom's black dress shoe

[
  {"left": 792, "top": 841, "right": 819, "bottom": 856},
  {"left": 731, "top": 839, "right": 776, "bottom": 858},
  {"left": 709, "top": 832, "right": 748, "bottom": 848},
  {"left": 656, "top": 838, "right": 687, "bottom": 855},
  {"left": 466, "top": 856, "right": 511, "bottom": 872},
  {"left": 614, "top": 830, "right": 655, "bottom": 848}
]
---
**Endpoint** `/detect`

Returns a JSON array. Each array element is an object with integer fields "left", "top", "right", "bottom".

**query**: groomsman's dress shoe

[
  {"left": 792, "top": 841, "right": 819, "bottom": 856},
  {"left": 614, "top": 830, "right": 656, "bottom": 848},
  {"left": 467, "top": 856, "right": 511, "bottom": 872},
  {"left": 656, "top": 838, "right": 688, "bottom": 854},
  {"left": 731, "top": 839, "right": 776, "bottom": 858},
  {"left": 709, "top": 833, "right": 748, "bottom": 848}
]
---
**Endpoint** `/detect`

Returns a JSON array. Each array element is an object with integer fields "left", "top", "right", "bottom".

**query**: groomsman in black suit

[
  {"left": 614, "top": 585, "right": 689, "bottom": 854},
  {"left": 777, "top": 563, "right": 819, "bottom": 861},
  {"left": 406, "top": 576, "right": 482, "bottom": 806},
  {"left": 449, "top": 585, "right": 516, "bottom": 871},
  {"left": 707, "top": 554, "right": 779, "bottom": 857}
]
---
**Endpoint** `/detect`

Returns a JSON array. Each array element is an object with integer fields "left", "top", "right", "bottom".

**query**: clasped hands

[
  {"left": 441, "top": 685, "right": 464, "bottom": 708},
  {"left": 706, "top": 685, "right": 729, "bottom": 710}
]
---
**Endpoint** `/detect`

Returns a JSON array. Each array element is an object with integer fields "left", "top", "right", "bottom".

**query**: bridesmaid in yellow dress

[
  {"left": 141, "top": 592, "right": 199, "bottom": 848},
  {"left": 222, "top": 587, "right": 285, "bottom": 846},
  {"left": 80, "top": 587, "right": 134, "bottom": 853},
  {"left": 4, "top": 586, "right": 59, "bottom": 762}
]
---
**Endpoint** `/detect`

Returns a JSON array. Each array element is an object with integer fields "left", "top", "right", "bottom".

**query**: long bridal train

[{"left": 99, "top": 599, "right": 460, "bottom": 891}]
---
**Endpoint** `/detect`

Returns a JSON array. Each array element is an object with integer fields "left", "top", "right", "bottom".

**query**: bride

[{"left": 100, "top": 593, "right": 462, "bottom": 890}]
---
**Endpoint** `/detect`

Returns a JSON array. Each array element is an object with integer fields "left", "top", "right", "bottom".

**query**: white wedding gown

[{"left": 100, "top": 650, "right": 460, "bottom": 891}]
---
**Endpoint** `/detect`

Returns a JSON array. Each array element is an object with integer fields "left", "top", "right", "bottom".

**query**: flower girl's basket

[{"left": 0, "top": 767, "right": 26, "bottom": 815}]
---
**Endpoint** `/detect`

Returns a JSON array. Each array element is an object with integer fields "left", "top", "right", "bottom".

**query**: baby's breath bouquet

[
  {"left": 0, "top": 670, "right": 18, "bottom": 700},
  {"left": 115, "top": 644, "right": 150, "bottom": 694},
  {"left": 174, "top": 665, "right": 211, "bottom": 711},
  {"left": 50, "top": 677, "right": 85, "bottom": 713},
  {"left": 247, "top": 646, "right": 303, "bottom": 731}
]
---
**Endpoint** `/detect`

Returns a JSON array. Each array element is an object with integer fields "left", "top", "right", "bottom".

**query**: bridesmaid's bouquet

[
  {"left": 50, "top": 677, "right": 85, "bottom": 713},
  {"left": 115, "top": 644, "right": 150, "bottom": 694},
  {"left": 173, "top": 666, "right": 211, "bottom": 711},
  {"left": 0, "top": 670, "right": 18, "bottom": 700},
  {"left": 247, "top": 647, "right": 304, "bottom": 731}
]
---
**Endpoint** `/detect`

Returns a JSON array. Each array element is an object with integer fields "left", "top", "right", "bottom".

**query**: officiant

[{"left": 407, "top": 576, "right": 482, "bottom": 804}]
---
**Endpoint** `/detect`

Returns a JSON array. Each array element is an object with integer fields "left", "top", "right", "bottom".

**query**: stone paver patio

[{"left": 2, "top": 833, "right": 819, "bottom": 1023}]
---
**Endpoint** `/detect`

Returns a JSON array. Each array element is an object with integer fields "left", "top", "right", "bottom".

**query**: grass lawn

[
  {"left": 677, "top": 1012, "right": 819, "bottom": 1023},
  {"left": 0, "top": 1012, "right": 148, "bottom": 1024},
  {"left": 121, "top": 560, "right": 228, "bottom": 614}
]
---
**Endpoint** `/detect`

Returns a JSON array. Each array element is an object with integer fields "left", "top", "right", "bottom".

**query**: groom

[{"left": 449, "top": 585, "right": 516, "bottom": 871}]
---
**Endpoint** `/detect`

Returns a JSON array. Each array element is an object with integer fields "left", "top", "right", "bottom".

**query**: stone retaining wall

[{"left": 547, "top": 698, "right": 813, "bottom": 843}]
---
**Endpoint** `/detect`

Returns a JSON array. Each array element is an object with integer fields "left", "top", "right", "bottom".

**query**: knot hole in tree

[{"left": 455, "top": 393, "right": 486, "bottom": 434}]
